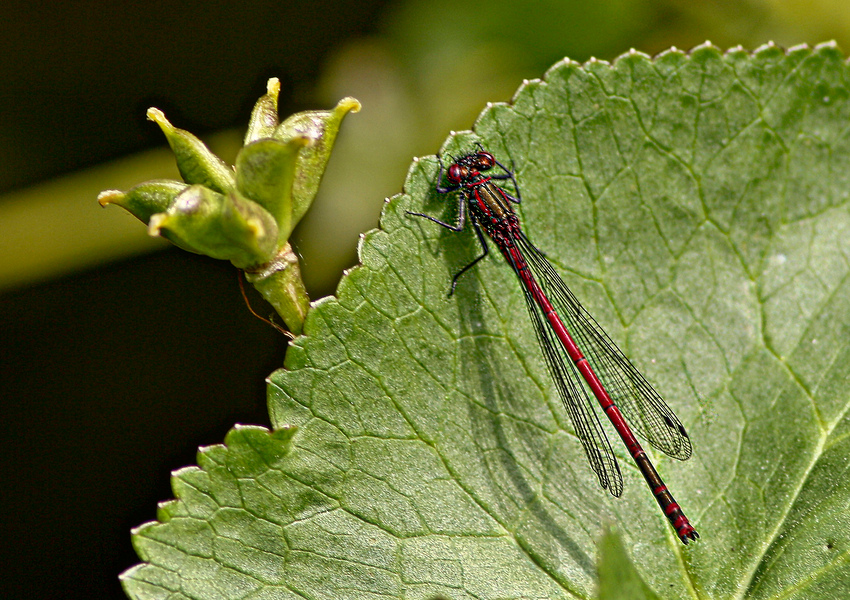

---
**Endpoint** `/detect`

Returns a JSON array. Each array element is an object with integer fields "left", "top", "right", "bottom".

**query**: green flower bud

[
  {"left": 99, "top": 82, "right": 360, "bottom": 334},
  {"left": 149, "top": 185, "right": 278, "bottom": 269}
]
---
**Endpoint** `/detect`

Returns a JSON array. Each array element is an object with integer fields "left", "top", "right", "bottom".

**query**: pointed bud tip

[
  {"left": 336, "top": 97, "right": 361, "bottom": 114},
  {"left": 266, "top": 78, "right": 280, "bottom": 96},
  {"left": 97, "top": 190, "right": 124, "bottom": 207},
  {"left": 148, "top": 213, "right": 167, "bottom": 237},
  {"left": 146, "top": 107, "right": 172, "bottom": 130}
]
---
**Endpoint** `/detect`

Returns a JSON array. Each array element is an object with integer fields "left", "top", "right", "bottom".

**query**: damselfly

[{"left": 408, "top": 148, "right": 698, "bottom": 543}]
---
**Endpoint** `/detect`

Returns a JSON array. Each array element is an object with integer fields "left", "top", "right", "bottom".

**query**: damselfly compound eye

[
  {"left": 447, "top": 163, "right": 467, "bottom": 183},
  {"left": 475, "top": 152, "right": 495, "bottom": 170}
]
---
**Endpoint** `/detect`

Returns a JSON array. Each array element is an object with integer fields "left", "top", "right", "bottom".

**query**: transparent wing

[
  {"left": 518, "top": 234, "right": 692, "bottom": 461},
  {"left": 504, "top": 239, "right": 624, "bottom": 497}
]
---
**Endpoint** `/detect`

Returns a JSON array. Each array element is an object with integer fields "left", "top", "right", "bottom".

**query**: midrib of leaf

[{"left": 745, "top": 313, "right": 850, "bottom": 599}]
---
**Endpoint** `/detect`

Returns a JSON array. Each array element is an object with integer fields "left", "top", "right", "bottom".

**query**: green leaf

[
  {"left": 123, "top": 43, "right": 850, "bottom": 599},
  {"left": 597, "top": 527, "right": 662, "bottom": 600}
]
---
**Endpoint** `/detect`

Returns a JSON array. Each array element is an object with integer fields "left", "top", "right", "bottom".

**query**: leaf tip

[
  {"left": 788, "top": 42, "right": 813, "bottom": 54},
  {"left": 690, "top": 40, "right": 721, "bottom": 55}
]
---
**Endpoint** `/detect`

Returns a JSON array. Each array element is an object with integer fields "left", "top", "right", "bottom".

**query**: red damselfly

[{"left": 408, "top": 147, "right": 698, "bottom": 543}]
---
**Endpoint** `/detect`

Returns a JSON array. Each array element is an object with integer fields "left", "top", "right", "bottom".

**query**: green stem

[{"left": 245, "top": 243, "right": 310, "bottom": 335}]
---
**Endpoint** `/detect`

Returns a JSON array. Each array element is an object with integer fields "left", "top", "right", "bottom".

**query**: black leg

[
  {"left": 407, "top": 155, "right": 465, "bottom": 229},
  {"left": 491, "top": 157, "right": 521, "bottom": 203},
  {"left": 406, "top": 189, "right": 467, "bottom": 232},
  {"left": 448, "top": 219, "right": 490, "bottom": 296}
]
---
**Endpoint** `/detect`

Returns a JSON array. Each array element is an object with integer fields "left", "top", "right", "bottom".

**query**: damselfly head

[
  {"left": 447, "top": 162, "right": 469, "bottom": 184},
  {"left": 446, "top": 150, "right": 495, "bottom": 183}
]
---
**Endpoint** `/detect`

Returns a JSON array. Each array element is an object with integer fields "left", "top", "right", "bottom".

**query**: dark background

[
  {"left": 2, "top": 1, "right": 846, "bottom": 599},
  {"left": 0, "top": 3, "right": 388, "bottom": 599}
]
